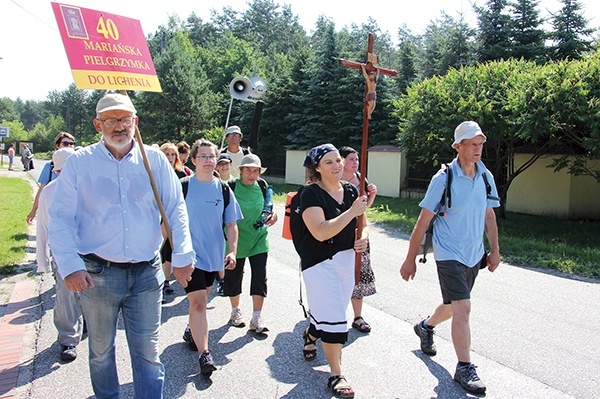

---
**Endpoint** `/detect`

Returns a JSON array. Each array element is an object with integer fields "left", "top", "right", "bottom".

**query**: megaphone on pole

[
  {"left": 250, "top": 76, "right": 267, "bottom": 100},
  {"left": 229, "top": 76, "right": 253, "bottom": 100},
  {"left": 222, "top": 75, "right": 268, "bottom": 150}
]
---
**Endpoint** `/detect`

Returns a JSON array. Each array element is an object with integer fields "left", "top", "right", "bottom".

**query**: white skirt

[{"left": 302, "top": 249, "right": 355, "bottom": 334}]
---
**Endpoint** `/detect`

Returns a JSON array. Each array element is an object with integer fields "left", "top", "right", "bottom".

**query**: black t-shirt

[{"left": 299, "top": 182, "right": 359, "bottom": 270}]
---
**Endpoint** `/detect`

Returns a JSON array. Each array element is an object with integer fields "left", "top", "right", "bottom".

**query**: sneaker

[
  {"left": 454, "top": 363, "right": 486, "bottom": 394},
  {"left": 199, "top": 351, "right": 217, "bottom": 376},
  {"left": 60, "top": 345, "right": 77, "bottom": 362},
  {"left": 249, "top": 316, "right": 269, "bottom": 334},
  {"left": 182, "top": 325, "right": 198, "bottom": 351},
  {"left": 414, "top": 320, "right": 436, "bottom": 356},
  {"left": 163, "top": 280, "right": 174, "bottom": 295},
  {"left": 216, "top": 279, "right": 225, "bottom": 296},
  {"left": 229, "top": 308, "right": 246, "bottom": 328}
]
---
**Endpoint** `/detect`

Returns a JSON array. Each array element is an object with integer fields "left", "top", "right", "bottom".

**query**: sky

[{"left": 1, "top": 0, "right": 599, "bottom": 102}]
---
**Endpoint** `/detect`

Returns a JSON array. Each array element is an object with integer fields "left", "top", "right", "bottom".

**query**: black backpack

[
  {"left": 46, "top": 161, "right": 55, "bottom": 183},
  {"left": 419, "top": 164, "right": 498, "bottom": 263},
  {"left": 285, "top": 186, "right": 309, "bottom": 255},
  {"left": 227, "top": 178, "right": 268, "bottom": 199},
  {"left": 285, "top": 182, "right": 357, "bottom": 257},
  {"left": 220, "top": 147, "right": 250, "bottom": 156}
]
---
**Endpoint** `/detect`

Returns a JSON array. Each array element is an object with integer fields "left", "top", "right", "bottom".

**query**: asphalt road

[{"left": 22, "top": 173, "right": 600, "bottom": 399}]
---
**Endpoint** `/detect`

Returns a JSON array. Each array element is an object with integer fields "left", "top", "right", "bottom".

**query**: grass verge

[
  {"left": 0, "top": 177, "right": 32, "bottom": 274},
  {"left": 270, "top": 182, "right": 600, "bottom": 278}
]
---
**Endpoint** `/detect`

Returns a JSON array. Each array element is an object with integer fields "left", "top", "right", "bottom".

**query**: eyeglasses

[
  {"left": 99, "top": 116, "right": 135, "bottom": 128},
  {"left": 59, "top": 141, "right": 75, "bottom": 147},
  {"left": 196, "top": 155, "right": 217, "bottom": 162}
]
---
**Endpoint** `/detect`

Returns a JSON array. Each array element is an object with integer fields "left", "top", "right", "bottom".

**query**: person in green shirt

[{"left": 223, "top": 154, "right": 278, "bottom": 334}]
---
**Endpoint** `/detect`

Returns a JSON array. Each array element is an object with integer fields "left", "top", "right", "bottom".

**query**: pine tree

[
  {"left": 549, "top": 0, "right": 595, "bottom": 60},
  {"left": 509, "top": 0, "right": 547, "bottom": 62},
  {"left": 475, "top": 0, "right": 513, "bottom": 61}
]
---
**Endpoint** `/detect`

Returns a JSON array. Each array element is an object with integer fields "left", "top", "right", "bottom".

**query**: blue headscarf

[{"left": 303, "top": 143, "right": 338, "bottom": 168}]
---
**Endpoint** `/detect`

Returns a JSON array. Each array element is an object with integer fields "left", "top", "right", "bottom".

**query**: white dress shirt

[{"left": 49, "top": 140, "right": 194, "bottom": 279}]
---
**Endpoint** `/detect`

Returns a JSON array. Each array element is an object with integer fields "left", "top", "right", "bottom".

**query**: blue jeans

[{"left": 79, "top": 256, "right": 165, "bottom": 399}]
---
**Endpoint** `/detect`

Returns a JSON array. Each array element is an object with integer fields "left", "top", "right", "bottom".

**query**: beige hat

[
  {"left": 452, "top": 121, "right": 486, "bottom": 148},
  {"left": 226, "top": 125, "right": 243, "bottom": 138},
  {"left": 52, "top": 147, "right": 75, "bottom": 171},
  {"left": 238, "top": 153, "right": 266, "bottom": 174},
  {"left": 96, "top": 93, "right": 137, "bottom": 115}
]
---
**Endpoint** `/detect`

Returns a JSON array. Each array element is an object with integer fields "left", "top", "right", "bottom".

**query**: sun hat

[
  {"left": 96, "top": 93, "right": 137, "bottom": 115},
  {"left": 238, "top": 153, "right": 266, "bottom": 174},
  {"left": 217, "top": 153, "right": 232, "bottom": 164},
  {"left": 52, "top": 147, "right": 75, "bottom": 171},
  {"left": 452, "top": 121, "right": 486, "bottom": 148},
  {"left": 226, "top": 125, "right": 243, "bottom": 138}
]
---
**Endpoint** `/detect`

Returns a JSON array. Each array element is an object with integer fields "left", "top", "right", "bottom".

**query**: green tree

[
  {"left": 475, "top": 0, "right": 513, "bottom": 61},
  {"left": 140, "top": 32, "right": 220, "bottom": 145},
  {"left": 287, "top": 17, "right": 360, "bottom": 149},
  {"left": 45, "top": 84, "right": 96, "bottom": 143},
  {"left": 14, "top": 99, "right": 48, "bottom": 131},
  {"left": 1, "top": 120, "right": 28, "bottom": 142},
  {"left": 395, "top": 25, "right": 419, "bottom": 92},
  {"left": 420, "top": 12, "right": 476, "bottom": 78},
  {"left": 509, "top": 0, "right": 547, "bottom": 61},
  {"left": 548, "top": 0, "right": 595, "bottom": 60},
  {"left": 239, "top": 0, "right": 307, "bottom": 55},
  {"left": 0, "top": 97, "right": 19, "bottom": 122},
  {"left": 394, "top": 57, "right": 600, "bottom": 217},
  {"left": 185, "top": 13, "right": 219, "bottom": 48}
]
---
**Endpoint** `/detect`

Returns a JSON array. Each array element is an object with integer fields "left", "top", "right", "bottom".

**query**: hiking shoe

[
  {"left": 182, "top": 325, "right": 198, "bottom": 351},
  {"left": 249, "top": 316, "right": 269, "bottom": 334},
  {"left": 163, "top": 280, "right": 174, "bottom": 295},
  {"left": 454, "top": 363, "right": 486, "bottom": 394},
  {"left": 199, "top": 351, "right": 217, "bottom": 376},
  {"left": 216, "top": 279, "right": 225, "bottom": 296},
  {"left": 230, "top": 308, "right": 246, "bottom": 328},
  {"left": 60, "top": 345, "right": 77, "bottom": 362},
  {"left": 414, "top": 320, "right": 436, "bottom": 356}
]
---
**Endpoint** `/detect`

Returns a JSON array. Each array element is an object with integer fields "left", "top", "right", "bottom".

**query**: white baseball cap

[
  {"left": 453, "top": 121, "right": 486, "bottom": 148},
  {"left": 226, "top": 125, "right": 243, "bottom": 137},
  {"left": 52, "top": 147, "right": 75, "bottom": 171},
  {"left": 96, "top": 93, "right": 137, "bottom": 115}
]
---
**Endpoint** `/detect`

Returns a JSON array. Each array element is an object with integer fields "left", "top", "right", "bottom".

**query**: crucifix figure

[
  {"left": 362, "top": 64, "right": 380, "bottom": 119},
  {"left": 339, "top": 33, "right": 397, "bottom": 283}
]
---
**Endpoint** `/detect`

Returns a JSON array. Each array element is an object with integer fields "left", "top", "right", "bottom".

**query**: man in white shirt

[
  {"left": 36, "top": 147, "right": 83, "bottom": 362},
  {"left": 49, "top": 93, "right": 195, "bottom": 399},
  {"left": 220, "top": 125, "right": 250, "bottom": 178}
]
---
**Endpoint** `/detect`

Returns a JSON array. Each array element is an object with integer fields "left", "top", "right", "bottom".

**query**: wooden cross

[{"left": 339, "top": 33, "right": 397, "bottom": 283}]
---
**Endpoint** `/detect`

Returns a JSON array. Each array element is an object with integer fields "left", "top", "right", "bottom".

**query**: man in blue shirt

[
  {"left": 49, "top": 93, "right": 195, "bottom": 399},
  {"left": 400, "top": 121, "right": 500, "bottom": 394}
]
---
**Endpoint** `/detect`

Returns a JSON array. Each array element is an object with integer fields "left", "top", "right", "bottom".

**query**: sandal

[
  {"left": 328, "top": 375, "right": 355, "bottom": 398},
  {"left": 302, "top": 329, "right": 317, "bottom": 361},
  {"left": 351, "top": 316, "right": 371, "bottom": 333}
]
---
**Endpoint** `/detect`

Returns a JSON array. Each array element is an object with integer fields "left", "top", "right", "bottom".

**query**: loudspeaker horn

[
  {"left": 250, "top": 76, "right": 268, "bottom": 100},
  {"left": 229, "top": 76, "right": 252, "bottom": 100}
]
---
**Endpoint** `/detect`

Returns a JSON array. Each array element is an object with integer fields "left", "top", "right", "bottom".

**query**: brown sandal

[{"left": 328, "top": 375, "right": 355, "bottom": 398}]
